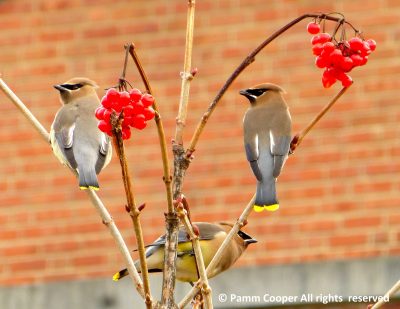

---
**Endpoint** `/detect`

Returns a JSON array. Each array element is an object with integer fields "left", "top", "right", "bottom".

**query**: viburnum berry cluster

[
  {"left": 96, "top": 88, "right": 155, "bottom": 140},
  {"left": 306, "top": 21, "right": 376, "bottom": 88}
]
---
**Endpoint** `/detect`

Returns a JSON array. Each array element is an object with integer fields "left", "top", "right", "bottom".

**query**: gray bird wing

[
  {"left": 243, "top": 111, "right": 263, "bottom": 181},
  {"left": 52, "top": 107, "right": 79, "bottom": 170},
  {"left": 95, "top": 134, "right": 111, "bottom": 174},
  {"left": 270, "top": 109, "right": 292, "bottom": 178}
]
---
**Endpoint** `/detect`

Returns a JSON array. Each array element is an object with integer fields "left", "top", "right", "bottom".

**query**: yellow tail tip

[
  {"left": 112, "top": 273, "right": 121, "bottom": 281},
  {"left": 79, "top": 186, "right": 99, "bottom": 191},
  {"left": 253, "top": 204, "right": 280, "bottom": 212},
  {"left": 253, "top": 205, "right": 265, "bottom": 212},
  {"left": 265, "top": 204, "right": 279, "bottom": 212}
]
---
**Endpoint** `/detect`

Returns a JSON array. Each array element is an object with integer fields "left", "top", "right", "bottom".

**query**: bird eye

[
  {"left": 61, "top": 83, "right": 83, "bottom": 90},
  {"left": 246, "top": 88, "right": 267, "bottom": 97},
  {"left": 237, "top": 230, "right": 252, "bottom": 240}
]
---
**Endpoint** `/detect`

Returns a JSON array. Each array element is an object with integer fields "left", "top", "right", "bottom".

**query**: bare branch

[
  {"left": 86, "top": 190, "right": 145, "bottom": 299},
  {"left": 127, "top": 43, "right": 174, "bottom": 214},
  {"left": 177, "top": 200, "right": 212, "bottom": 309},
  {"left": 179, "top": 195, "right": 255, "bottom": 309},
  {"left": 369, "top": 280, "right": 400, "bottom": 309},
  {"left": 0, "top": 77, "right": 146, "bottom": 299},
  {"left": 110, "top": 114, "right": 153, "bottom": 309},
  {"left": 174, "top": 0, "right": 196, "bottom": 145},
  {"left": 290, "top": 85, "right": 350, "bottom": 153},
  {"left": 162, "top": 1, "right": 197, "bottom": 307}
]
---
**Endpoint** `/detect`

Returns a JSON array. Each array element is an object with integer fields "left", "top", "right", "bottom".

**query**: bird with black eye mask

[
  {"left": 50, "top": 77, "right": 112, "bottom": 190},
  {"left": 240, "top": 83, "right": 292, "bottom": 212}
]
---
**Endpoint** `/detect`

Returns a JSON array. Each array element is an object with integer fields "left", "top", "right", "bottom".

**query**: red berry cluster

[
  {"left": 306, "top": 22, "right": 376, "bottom": 88},
  {"left": 96, "top": 88, "right": 155, "bottom": 140}
]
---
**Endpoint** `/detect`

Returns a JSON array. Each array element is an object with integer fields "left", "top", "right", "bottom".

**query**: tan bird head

[
  {"left": 239, "top": 83, "right": 286, "bottom": 106},
  {"left": 219, "top": 222, "right": 258, "bottom": 248},
  {"left": 54, "top": 77, "right": 98, "bottom": 104}
]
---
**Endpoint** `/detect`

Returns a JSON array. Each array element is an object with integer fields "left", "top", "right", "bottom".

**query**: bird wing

[
  {"left": 270, "top": 109, "right": 292, "bottom": 177},
  {"left": 51, "top": 107, "right": 79, "bottom": 170},
  {"left": 143, "top": 223, "right": 225, "bottom": 257},
  {"left": 95, "top": 134, "right": 111, "bottom": 174},
  {"left": 243, "top": 111, "right": 263, "bottom": 181}
]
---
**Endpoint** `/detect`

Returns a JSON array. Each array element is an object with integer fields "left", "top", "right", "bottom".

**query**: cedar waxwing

[
  {"left": 113, "top": 222, "right": 257, "bottom": 283},
  {"left": 240, "top": 83, "right": 292, "bottom": 212},
  {"left": 50, "top": 77, "right": 112, "bottom": 190}
]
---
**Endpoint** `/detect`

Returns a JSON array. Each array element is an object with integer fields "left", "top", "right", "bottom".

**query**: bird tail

[
  {"left": 78, "top": 166, "right": 99, "bottom": 190},
  {"left": 113, "top": 268, "right": 129, "bottom": 281},
  {"left": 254, "top": 180, "right": 279, "bottom": 212}
]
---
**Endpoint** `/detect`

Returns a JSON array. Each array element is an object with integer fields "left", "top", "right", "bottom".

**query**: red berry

[
  {"left": 322, "top": 68, "right": 337, "bottom": 88},
  {"left": 312, "top": 43, "right": 323, "bottom": 56},
  {"left": 360, "top": 41, "right": 371, "bottom": 56},
  {"left": 329, "top": 49, "right": 344, "bottom": 67},
  {"left": 366, "top": 39, "right": 376, "bottom": 51},
  {"left": 123, "top": 105, "right": 134, "bottom": 116},
  {"left": 119, "top": 91, "right": 131, "bottom": 107},
  {"left": 319, "top": 33, "right": 331, "bottom": 44},
  {"left": 103, "top": 110, "right": 112, "bottom": 122},
  {"left": 129, "top": 88, "right": 142, "bottom": 102},
  {"left": 101, "top": 95, "right": 113, "bottom": 109},
  {"left": 132, "top": 101, "right": 145, "bottom": 114},
  {"left": 350, "top": 54, "right": 363, "bottom": 66},
  {"left": 340, "top": 57, "right": 354, "bottom": 72},
  {"left": 141, "top": 93, "right": 155, "bottom": 107},
  {"left": 106, "top": 88, "right": 119, "bottom": 101},
  {"left": 359, "top": 55, "right": 368, "bottom": 66},
  {"left": 132, "top": 115, "right": 147, "bottom": 130},
  {"left": 322, "top": 42, "right": 335, "bottom": 54},
  {"left": 341, "top": 74, "right": 353, "bottom": 87},
  {"left": 122, "top": 127, "right": 131, "bottom": 140},
  {"left": 315, "top": 55, "right": 328, "bottom": 68},
  {"left": 142, "top": 107, "right": 155, "bottom": 121},
  {"left": 98, "top": 120, "right": 112, "bottom": 133},
  {"left": 349, "top": 37, "right": 364, "bottom": 51},
  {"left": 124, "top": 115, "right": 135, "bottom": 127},
  {"left": 95, "top": 107, "right": 106, "bottom": 120},
  {"left": 307, "top": 22, "right": 320, "bottom": 35}
]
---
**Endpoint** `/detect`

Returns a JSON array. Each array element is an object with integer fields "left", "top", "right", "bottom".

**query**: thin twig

[
  {"left": 162, "top": 1, "right": 197, "bottom": 308},
  {"left": 187, "top": 13, "right": 357, "bottom": 155},
  {"left": 127, "top": 43, "right": 174, "bottom": 214},
  {"left": 290, "top": 85, "right": 350, "bottom": 153},
  {"left": 0, "top": 77, "right": 146, "bottom": 299},
  {"left": 179, "top": 195, "right": 255, "bottom": 309},
  {"left": 369, "top": 280, "right": 400, "bottom": 309},
  {"left": 176, "top": 201, "right": 212, "bottom": 309},
  {"left": 174, "top": 0, "right": 196, "bottom": 145},
  {"left": 86, "top": 190, "right": 145, "bottom": 299},
  {"left": 111, "top": 113, "right": 152, "bottom": 309}
]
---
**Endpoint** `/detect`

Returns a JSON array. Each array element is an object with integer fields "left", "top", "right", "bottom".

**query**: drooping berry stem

[{"left": 187, "top": 13, "right": 358, "bottom": 154}]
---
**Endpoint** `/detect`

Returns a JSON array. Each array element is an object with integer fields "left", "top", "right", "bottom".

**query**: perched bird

[
  {"left": 113, "top": 222, "right": 257, "bottom": 283},
  {"left": 50, "top": 77, "right": 112, "bottom": 190},
  {"left": 240, "top": 83, "right": 292, "bottom": 212}
]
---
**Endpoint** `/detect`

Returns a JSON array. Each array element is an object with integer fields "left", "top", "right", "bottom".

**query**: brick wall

[{"left": 0, "top": 0, "right": 399, "bottom": 287}]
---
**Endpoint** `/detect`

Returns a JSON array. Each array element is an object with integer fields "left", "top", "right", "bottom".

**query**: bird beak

[
  {"left": 239, "top": 89, "right": 250, "bottom": 97},
  {"left": 53, "top": 84, "right": 67, "bottom": 92},
  {"left": 239, "top": 89, "right": 256, "bottom": 102},
  {"left": 244, "top": 238, "right": 258, "bottom": 245}
]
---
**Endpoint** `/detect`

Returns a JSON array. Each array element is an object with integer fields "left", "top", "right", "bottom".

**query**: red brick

[
  {"left": 330, "top": 235, "right": 368, "bottom": 247},
  {"left": 344, "top": 216, "right": 382, "bottom": 228},
  {"left": 0, "top": 0, "right": 399, "bottom": 286}
]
